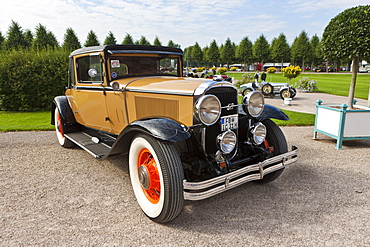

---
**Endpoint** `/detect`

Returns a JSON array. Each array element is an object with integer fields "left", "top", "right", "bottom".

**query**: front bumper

[{"left": 183, "top": 146, "right": 298, "bottom": 200}]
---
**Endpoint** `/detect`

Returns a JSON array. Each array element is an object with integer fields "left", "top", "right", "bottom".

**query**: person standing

[
  {"left": 254, "top": 70, "right": 260, "bottom": 84},
  {"left": 261, "top": 71, "right": 267, "bottom": 82}
]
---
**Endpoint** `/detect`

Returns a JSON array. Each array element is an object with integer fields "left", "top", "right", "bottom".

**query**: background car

[{"left": 240, "top": 81, "right": 297, "bottom": 99}]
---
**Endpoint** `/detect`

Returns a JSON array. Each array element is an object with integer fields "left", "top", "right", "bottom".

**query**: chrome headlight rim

[
  {"left": 194, "top": 94, "right": 221, "bottom": 126},
  {"left": 252, "top": 122, "right": 267, "bottom": 145},
  {"left": 242, "top": 91, "right": 265, "bottom": 117},
  {"left": 217, "top": 130, "right": 237, "bottom": 154}
]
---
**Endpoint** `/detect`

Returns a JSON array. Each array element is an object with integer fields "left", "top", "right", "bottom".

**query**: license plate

[{"left": 221, "top": 114, "right": 238, "bottom": 131}]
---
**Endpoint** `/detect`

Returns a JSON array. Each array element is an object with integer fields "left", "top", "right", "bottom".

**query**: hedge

[{"left": 0, "top": 49, "right": 70, "bottom": 111}]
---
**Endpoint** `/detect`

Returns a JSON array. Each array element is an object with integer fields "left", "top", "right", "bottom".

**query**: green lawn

[
  {"left": 0, "top": 111, "right": 54, "bottom": 132},
  {"left": 272, "top": 109, "right": 315, "bottom": 126},
  {"left": 228, "top": 72, "right": 370, "bottom": 100}
]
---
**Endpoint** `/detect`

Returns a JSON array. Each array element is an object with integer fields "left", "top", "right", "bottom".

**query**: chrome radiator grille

[{"left": 204, "top": 87, "right": 238, "bottom": 155}]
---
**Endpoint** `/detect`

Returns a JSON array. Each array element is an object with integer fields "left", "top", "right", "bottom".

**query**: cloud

[{"left": 286, "top": 0, "right": 367, "bottom": 13}]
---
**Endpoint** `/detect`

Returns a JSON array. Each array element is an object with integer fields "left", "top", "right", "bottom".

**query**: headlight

[
  {"left": 217, "top": 130, "right": 237, "bottom": 154},
  {"left": 252, "top": 122, "right": 266, "bottom": 145},
  {"left": 194, "top": 95, "right": 221, "bottom": 125},
  {"left": 242, "top": 91, "right": 265, "bottom": 117}
]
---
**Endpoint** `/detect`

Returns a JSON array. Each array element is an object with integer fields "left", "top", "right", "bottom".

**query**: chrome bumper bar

[{"left": 183, "top": 146, "right": 298, "bottom": 201}]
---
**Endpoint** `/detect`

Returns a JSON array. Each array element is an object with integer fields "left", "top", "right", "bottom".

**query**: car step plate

[{"left": 64, "top": 132, "right": 111, "bottom": 159}]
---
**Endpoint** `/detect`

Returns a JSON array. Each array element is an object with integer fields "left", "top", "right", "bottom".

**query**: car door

[{"left": 70, "top": 53, "right": 112, "bottom": 132}]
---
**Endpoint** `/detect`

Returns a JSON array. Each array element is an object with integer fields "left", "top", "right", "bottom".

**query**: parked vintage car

[
  {"left": 51, "top": 45, "right": 298, "bottom": 223},
  {"left": 206, "top": 74, "right": 232, "bottom": 82},
  {"left": 240, "top": 81, "right": 297, "bottom": 99}
]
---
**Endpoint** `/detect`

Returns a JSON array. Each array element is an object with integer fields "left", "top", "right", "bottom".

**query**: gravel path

[{"left": 1, "top": 129, "right": 369, "bottom": 246}]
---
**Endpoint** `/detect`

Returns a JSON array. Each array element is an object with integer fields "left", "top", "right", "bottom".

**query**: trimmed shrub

[
  {"left": 0, "top": 49, "right": 69, "bottom": 111},
  {"left": 294, "top": 77, "right": 318, "bottom": 92},
  {"left": 217, "top": 67, "right": 227, "bottom": 75},
  {"left": 234, "top": 72, "right": 254, "bottom": 88}
]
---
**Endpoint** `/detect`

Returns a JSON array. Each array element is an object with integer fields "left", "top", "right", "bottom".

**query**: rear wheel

[
  {"left": 261, "top": 84, "right": 273, "bottom": 96},
  {"left": 129, "top": 134, "right": 184, "bottom": 223},
  {"left": 54, "top": 107, "right": 74, "bottom": 148},
  {"left": 255, "top": 119, "right": 288, "bottom": 183}
]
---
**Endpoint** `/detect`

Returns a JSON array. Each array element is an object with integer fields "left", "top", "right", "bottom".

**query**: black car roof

[{"left": 69, "top": 44, "right": 183, "bottom": 57}]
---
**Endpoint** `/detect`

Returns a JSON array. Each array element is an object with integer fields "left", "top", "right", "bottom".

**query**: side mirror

[{"left": 88, "top": 68, "right": 98, "bottom": 78}]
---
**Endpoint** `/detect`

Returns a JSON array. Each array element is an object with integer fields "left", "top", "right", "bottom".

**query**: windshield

[{"left": 108, "top": 54, "right": 181, "bottom": 80}]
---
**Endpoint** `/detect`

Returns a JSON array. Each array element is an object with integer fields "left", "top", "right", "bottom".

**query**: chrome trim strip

[
  {"left": 125, "top": 88, "right": 193, "bottom": 96},
  {"left": 183, "top": 146, "right": 298, "bottom": 200}
]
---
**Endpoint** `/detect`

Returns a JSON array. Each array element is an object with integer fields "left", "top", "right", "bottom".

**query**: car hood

[{"left": 116, "top": 76, "right": 226, "bottom": 96}]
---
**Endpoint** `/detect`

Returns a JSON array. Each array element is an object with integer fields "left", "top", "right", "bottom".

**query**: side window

[{"left": 76, "top": 55, "right": 103, "bottom": 84}]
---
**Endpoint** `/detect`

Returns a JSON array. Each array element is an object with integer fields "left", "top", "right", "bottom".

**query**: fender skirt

[{"left": 257, "top": 104, "right": 289, "bottom": 121}]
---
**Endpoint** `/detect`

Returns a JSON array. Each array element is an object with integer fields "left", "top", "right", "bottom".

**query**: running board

[{"left": 64, "top": 131, "right": 115, "bottom": 159}]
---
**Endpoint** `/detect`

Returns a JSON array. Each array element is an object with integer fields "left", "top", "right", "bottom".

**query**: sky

[{"left": 0, "top": 0, "right": 369, "bottom": 48}]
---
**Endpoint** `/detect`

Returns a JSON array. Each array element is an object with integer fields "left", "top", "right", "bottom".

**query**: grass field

[
  {"left": 227, "top": 72, "right": 370, "bottom": 100},
  {"left": 0, "top": 111, "right": 54, "bottom": 132}
]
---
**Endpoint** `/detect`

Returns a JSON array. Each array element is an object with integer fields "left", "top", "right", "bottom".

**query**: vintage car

[
  {"left": 240, "top": 81, "right": 297, "bottom": 99},
  {"left": 51, "top": 45, "right": 298, "bottom": 223},
  {"left": 205, "top": 74, "right": 232, "bottom": 82}
]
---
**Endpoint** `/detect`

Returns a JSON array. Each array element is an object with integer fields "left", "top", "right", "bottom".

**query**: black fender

[
  {"left": 51, "top": 96, "right": 77, "bottom": 126},
  {"left": 257, "top": 104, "right": 289, "bottom": 121},
  {"left": 109, "top": 118, "right": 191, "bottom": 156}
]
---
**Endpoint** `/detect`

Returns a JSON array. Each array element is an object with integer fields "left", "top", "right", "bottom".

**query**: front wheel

[
  {"left": 280, "top": 89, "right": 292, "bottom": 99},
  {"left": 255, "top": 119, "right": 288, "bottom": 183},
  {"left": 261, "top": 84, "right": 273, "bottom": 96},
  {"left": 242, "top": 88, "right": 253, "bottom": 96},
  {"left": 129, "top": 134, "right": 184, "bottom": 223}
]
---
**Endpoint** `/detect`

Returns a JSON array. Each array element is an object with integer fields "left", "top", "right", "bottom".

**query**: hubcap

[
  {"left": 137, "top": 148, "right": 161, "bottom": 204},
  {"left": 138, "top": 165, "right": 150, "bottom": 190}
]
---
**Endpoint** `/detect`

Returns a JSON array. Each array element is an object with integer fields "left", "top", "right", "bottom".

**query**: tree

[
  {"left": 206, "top": 40, "right": 220, "bottom": 67},
  {"left": 253, "top": 34, "right": 270, "bottom": 65},
  {"left": 270, "top": 33, "right": 290, "bottom": 70},
  {"left": 62, "top": 27, "right": 81, "bottom": 51},
  {"left": 103, "top": 31, "right": 117, "bottom": 45},
  {"left": 309, "top": 34, "right": 322, "bottom": 70},
  {"left": 122, "top": 33, "right": 134, "bottom": 45},
  {"left": 4, "top": 20, "right": 27, "bottom": 50},
  {"left": 167, "top": 40, "right": 180, "bottom": 48},
  {"left": 153, "top": 36, "right": 162, "bottom": 46},
  {"left": 322, "top": 5, "right": 370, "bottom": 108},
  {"left": 202, "top": 46, "right": 209, "bottom": 66},
  {"left": 191, "top": 42, "right": 203, "bottom": 66},
  {"left": 221, "top": 38, "right": 235, "bottom": 69},
  {"left": 47, "top": 31, "right": 59, "bottom": 48},
  {"left": 184, "top": 46, "right": 193, "bottom": 67},
  {"left": 138, "top": 36, "right": 151, "bottom": 45},
  {"left": 32, "top": 24, "right": 58, "bottom": 50},
  {"left": 84, "top": 30, "right": 100, "bottom": 47},
  {"left": 291, "top": 30, "right": 311, "bottom": 68},
  {"left": 24, "top": 29, "right": 33, "bottom": 48},
  {"left": 0, "top": 31, "right": 4, "bottom": 50},
  {"left": 32, "top": 24, "right": 48, "bottom": 50},
  {"left": 235, "top": 36, "right": 253, "bottom": 71}
]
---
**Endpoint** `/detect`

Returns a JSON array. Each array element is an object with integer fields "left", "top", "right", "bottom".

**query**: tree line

[
  {"left": 0, "top": 20, "right": 351, "bottom": 71},
  {"left": 185, "top": 33, "right": 333, "bottom": 70},
  {"left": 0, "top": 20, "right": 181, "bottom": 52}
]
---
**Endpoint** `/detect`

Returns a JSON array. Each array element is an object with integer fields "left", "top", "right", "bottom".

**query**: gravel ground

[{"left": 1, "top": 128, "right": 369, "bottom": 246}]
